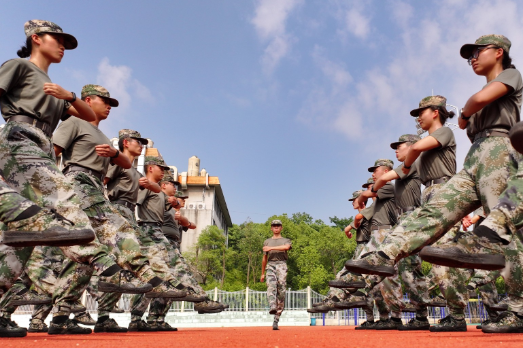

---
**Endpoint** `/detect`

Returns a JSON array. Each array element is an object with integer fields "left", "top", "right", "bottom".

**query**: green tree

[{"left": 329, "top": 216, "right": 353, "bottom": 231}]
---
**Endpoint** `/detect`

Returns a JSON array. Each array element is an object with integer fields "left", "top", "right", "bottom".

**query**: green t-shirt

[
  {"left": 393, "top": 160, "right": 422, "bottom": 211},
  {"left": 162, "top": 208, "right": 182, "bottom": 241},
  {"left": 351, "top": 202, "right": 373, "bottom": 242},
  {"left": 53, "top": 117, "right": 113, "bottom": 175},
  {"left": 467, "top": 68, "right": 522, "bottom": 138},
  {"left": 418, "top": 127, "right": 456, "bottom": 183},
  {"left": 106, "top": 165, "right": 143, "bottom": 204},
  {"left": 137, "top": 189, "right": 169, "bottom": 224},
  {"left": 370, "top": 182, "right": 397, "bottom": 226},
  {"left": 263, "top": 237, "right": 292, "bottom": 262},
  {"left": 0, "top": 59, "right": 70, "bottom": 131}
]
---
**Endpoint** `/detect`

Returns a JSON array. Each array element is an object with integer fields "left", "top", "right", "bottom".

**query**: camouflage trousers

[
  {"left": 50, "top": 172, "right": 160, "bottom": 317},
  {"left": 130, "top": 224, "right": 178, "bottom": 320},
  {"left": 346, "top": 224, "right": 429, "bottom": 317},
  {"left": 266, "top": 261, "right": 287, "bottom": 321},
  {"left": 380, "top": 136, "right": 518, "bottom": 261},
  {"left": 0, "top": 246, "right": 64, "bottom": 321},
  {"left": 469, "top": 269, "right": 501, "bottom": 319},
  {"left": 148, "top": 239, "right": 207, "bottom": 322},
  {"left": 0, "top": 122, "right": 117, "bottom": 295},
  {"left": 327, "top": 243, "right": 366, "bottom": 300}
]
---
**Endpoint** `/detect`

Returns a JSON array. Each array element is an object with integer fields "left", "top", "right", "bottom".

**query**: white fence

[{"left": 14, "top": 287, "right": 491, "bottom": 325}]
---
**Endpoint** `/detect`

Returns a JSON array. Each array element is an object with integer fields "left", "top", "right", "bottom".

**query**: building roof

[{"left": 177, "top": 175, "right": 232, "bottom": 228}]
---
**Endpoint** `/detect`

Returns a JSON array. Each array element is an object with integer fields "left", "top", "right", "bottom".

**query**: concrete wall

[{"left": 179, "top": 185, "right": 228, "bottom": 253}]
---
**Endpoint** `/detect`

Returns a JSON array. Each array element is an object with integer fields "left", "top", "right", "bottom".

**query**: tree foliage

[{"left": 183, "top": 213, "right": 356, "bottom": 294}]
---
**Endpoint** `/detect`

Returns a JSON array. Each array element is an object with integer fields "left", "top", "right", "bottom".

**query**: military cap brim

[
  {"left": 348, "top": 197, "right": 356, "bottom": 201},
  {"left": 48, "top": 32, "right": 78, "bottom": 50},
  {"left": 362, "top": 183, "right": 371, "bottom": 188},
  {"left": 409, "top": 107, "right": 428, "bottom": 117},
  {"left": 129, "top": 136, "right": 149, "bottom": 145},
  {"left": 101, "top": 96, "right": 119, "bottom": 107},
  {"left": 368, "top": 166, "right": 378, "bottom": 172},
  {"left": 390, "top": 141, "right": 405, "bottom": 150},
  {"left": 460, "top": 43, "right": 489, "bottom": 60}
]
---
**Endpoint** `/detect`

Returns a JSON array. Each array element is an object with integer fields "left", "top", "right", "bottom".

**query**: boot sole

[
  {"left": 48, "top": 329, "right": 92, "bottom": 335},
  {"left": 490, "top": 305, "right": 508, "bottom": 311},
  {"left": 333, "top": 301, "right": 367, "bottom": 309},
  {"left": 355, "top": 327, "right": 375, "bottom": 330},
  {"left": 74, "top": 321, "right": 96, "bottom": 326},
  {"left": 3, "top": 229, "right": 95, "bottom": 247},
  {"left": 98, "top": 282, "right": 153, "bottom": 294},
  {"left": 426, "top": 303, "right": 447, "bottom": 307},
  {"left": 429, "top": 326, "right": 467, "bottom": 332},
  {"left": 0, "top": 330, "right": 27, "bottom": 337},
  {"left": 269, "top": 309, "right": 277, "bottom": 315},
  {"left": 94, "top": 328, "right": 128, "bottom": 333},
  {"left": 376, "top": 326, "right": 403, "bottom": 330},
  {"left": 169, "top": 296, "right": 206, "bottom": 303},
  {"left": 197, "top": 309, "right": 223, "bottom": 314},
  {"left": 420, "top": 247, "right": 505, "bottom": 270},
  {"left": 398, "top": 326, "right": 430, "bottom": 331},
  {"left": 482, "top": 326, "right": 523, "bottom": 333},
  {"left": 28, "top": 329, "right": 48, "bottom": 333},
  {"left": 144, "top": 291, "right": 187, "bottom": 299},
  {"left": 10, "top": 299, "right": 52, "bottom": 305},
  {"left": 344, "top": 260, "right": 395, "bottom": 277},
  {"left": 328, "top": 280, "right": 365, "bottom": 289}
]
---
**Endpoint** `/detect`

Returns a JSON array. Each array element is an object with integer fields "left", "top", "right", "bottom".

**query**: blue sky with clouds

[{"left": 1, "top": 1, "right": 523, "bottom": 225}]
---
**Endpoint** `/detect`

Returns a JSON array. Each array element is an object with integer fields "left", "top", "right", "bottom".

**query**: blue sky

[{"left": 1, "top": 1, "right": 522, "bottom": 225}]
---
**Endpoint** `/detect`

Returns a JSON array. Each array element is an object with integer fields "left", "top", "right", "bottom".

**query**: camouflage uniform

[{"left": 266, "top": 261, "right": 288, "bottom": 320}]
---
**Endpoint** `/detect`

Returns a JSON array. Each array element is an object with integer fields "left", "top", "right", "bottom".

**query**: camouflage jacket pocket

[{"left": 67, "top": 171, "right": 106, "bottom": 210}]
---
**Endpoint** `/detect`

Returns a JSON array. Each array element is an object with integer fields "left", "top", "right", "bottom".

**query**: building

[{"left": 111, "top": 136, "right": 232, "bottom": 253}]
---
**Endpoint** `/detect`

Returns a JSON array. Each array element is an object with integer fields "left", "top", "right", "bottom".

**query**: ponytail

[
  {"left": 502, "top": 51, "right": 516, "bottom": 70},
  {"left": 430, "top": 106, "right": 455, "bottom": 124},
  {"left": 17, "top": 34, "right": 43, "bottom": 58}
]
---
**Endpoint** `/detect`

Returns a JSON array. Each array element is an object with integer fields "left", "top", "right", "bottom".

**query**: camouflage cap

[
  {"left": 24, "top": 19, "right": 77, "bottom": 50},
  {"left": 271, "top": 219, "right": 283, "bottom": 226},
  {"left": 460, "top": 34, "right": 511, "bottom": 59},
  {"left": 81, "top": 84, "right": 119, "bottom": 107},
  {"left": 390, "top": 134, "right": 421, "bottom": 149},
  {"left": 144, "top": 156, "right": 170, "bottom": 170},
  {"left": 161, "top": 169, "right": 181, "bottom": 185},
  {"left": 362, "top": 177, "right": 374, "bottom": 188},
  {"left": 174, "top": 191, "right": 189, "bottom": 199},
  {"left": 409, "top": 95, "right": 447, "bottom": 116},
  {"left": 368, "top": 159, "right": 394, "bottom": 172},
  {"left": 118, "top": 129, "right": 148, "bottom": 145},
  {"left": 348, "top": 190, "right": 363, "bottom": 202}
]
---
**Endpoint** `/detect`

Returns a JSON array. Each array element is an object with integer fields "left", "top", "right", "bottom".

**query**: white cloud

[
  {"left": 251, "top": 0, "right": 302, "bottom": 74},
  {"left": 298, "top": 0, "right": 523, "bottom": 168},
  {"left": 96, "top": 58, "right": 154, "bottom": 134},
  {"left": 333, "top": 0, "right": 372, "bottom": 40}
]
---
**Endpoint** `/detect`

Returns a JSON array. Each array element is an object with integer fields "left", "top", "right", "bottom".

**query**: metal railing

[{"left": 13, "top": 287, "right": 492, "bottom": 324}]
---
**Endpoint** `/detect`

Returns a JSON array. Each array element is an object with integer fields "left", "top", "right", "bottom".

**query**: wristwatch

[
  {"left": 111, "top": 150, "right": 120, "bottom": 159},
  {"left": 461, "top": 108, "right": 471, "bottom": 120},
  {"left": 69, "top": 91, "right": 77, "bottom": 103}
]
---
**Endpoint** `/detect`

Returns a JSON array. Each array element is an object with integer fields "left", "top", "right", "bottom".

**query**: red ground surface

[{"left": 3, "top": 326, "right": 523, "bottom": 348}]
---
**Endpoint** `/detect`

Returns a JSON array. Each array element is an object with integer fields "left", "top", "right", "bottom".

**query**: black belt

[
  {"left": 8, "top": 115, "right": 53, "bottom": 138},
  {"left": 63, "top": 165, "right": 104, "bottom": 182},
  {"left": 473, "top": 128, "right": 509, "bottom": 142},
  {"left": 423, "top": 176, "right": 450, "bottom": 188},
  {"left": 138, "top": 221, "right": 162, "bottom": 227},
  {"left": 113, "top": 200, "right": 136, "bottom": 211},
  {"left": 371, "top": 224, "right": 392, "bottom": 231}
]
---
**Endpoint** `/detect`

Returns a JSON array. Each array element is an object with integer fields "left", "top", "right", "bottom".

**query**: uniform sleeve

[
  {"left": 0, "top": 59, "right": 23, "bottom": 93},
  {"left": 377, "top": 182, "right": 395, "bottom": 199},
  {"left": 430, "top": 127, "right": 453, "bottom": 148},
  {"left": 397, "top": 160, "right": 420, "bottom": 180},
  {"left": 136, "top": 187, "right": 149, "bottom": 206},
  {"left": 263, "top": 240, "right": 268, "bottom": 255},
  {"left": 494, "top": 68, "right": 523, "bottom": 94},
  {"left": 52, "top": 118, "right": 79, "bottom": 150},
  {"left": 285, "top": 238, "right": 292, "bottom": 250},
  {"left": 61, "top": 101, "right": 72, "bottom": 121}
]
